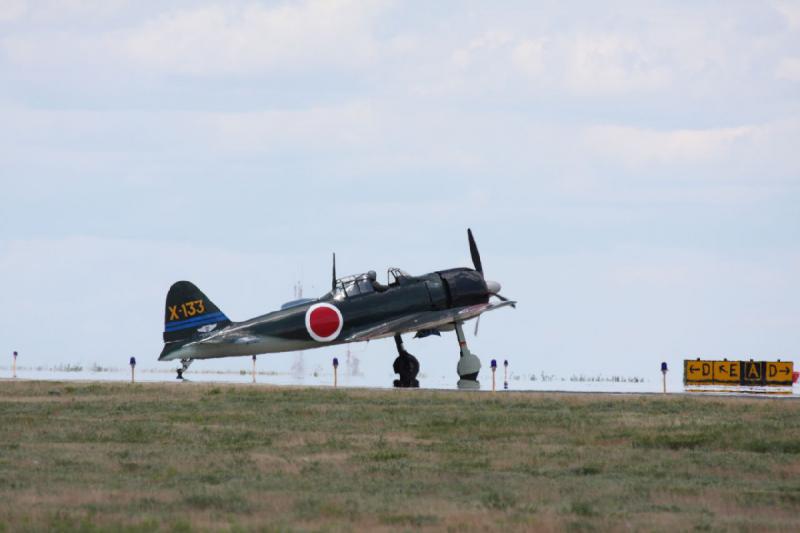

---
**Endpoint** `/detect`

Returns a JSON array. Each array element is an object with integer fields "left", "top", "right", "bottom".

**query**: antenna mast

[{"left": 291, "top": 277, "right": 305, "bottom": 378}]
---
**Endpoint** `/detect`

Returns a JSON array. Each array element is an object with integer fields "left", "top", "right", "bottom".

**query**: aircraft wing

[{"left": 343, "top": 300, "right": 516, "bottom": 342}]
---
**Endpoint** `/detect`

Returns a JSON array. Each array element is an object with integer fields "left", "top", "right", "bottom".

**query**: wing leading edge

[{"left": 343, "top": 300, "right": 517, "bottom": 342}]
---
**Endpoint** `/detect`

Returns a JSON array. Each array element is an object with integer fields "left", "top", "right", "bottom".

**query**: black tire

[
  {"left": 396, "top": 356, "right": 411, "bottom": 386},
  {"left": 407, "top": 354, "right": 420, "bottom": 379},
  {"left": 392, "top": 353, "right": 421, "bottom": 388}
]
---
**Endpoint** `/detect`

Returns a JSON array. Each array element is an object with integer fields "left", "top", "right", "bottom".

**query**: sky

[{"left": 1, "top": 0, "right": 799, "bottom": 385}]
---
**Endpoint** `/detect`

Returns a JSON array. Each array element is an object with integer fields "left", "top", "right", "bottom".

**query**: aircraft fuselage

[{"left": 159, "top": 268, "right": 488, "bottom": 362}]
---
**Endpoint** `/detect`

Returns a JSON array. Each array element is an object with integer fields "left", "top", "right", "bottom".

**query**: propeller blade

[
  {"left": 474, "top": 315, "right": 481, "bottom": 336},
  {"left": 331, "top": 253, "right": 336, "bottom": 291},
  {"left": 467, "top": 228, "right": 483, "bottom": 274},
  {"left": 494, "top": 293, "right": 517, "bottom": 308}
]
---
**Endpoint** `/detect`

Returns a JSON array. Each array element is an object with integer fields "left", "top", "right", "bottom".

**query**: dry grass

[{"left": 1, "top": 381, "right": 799, "bottom": 531}]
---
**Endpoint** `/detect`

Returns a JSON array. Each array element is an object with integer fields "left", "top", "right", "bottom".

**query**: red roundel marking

[
  {"left": 305, "top": 303, "right": 343, "bottom": 342},
  {"left": 309, "top": 306, "right": 340, "bottom": 338}
]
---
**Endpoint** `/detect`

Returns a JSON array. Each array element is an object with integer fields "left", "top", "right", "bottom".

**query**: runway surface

[{"left": 1, "top": 368, "right": 796, "bottom": 397}]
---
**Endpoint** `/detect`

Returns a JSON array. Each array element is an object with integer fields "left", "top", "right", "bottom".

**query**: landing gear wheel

[
  {"left": 176, "top": 358, "right": 193, "bottom": 380},
  {"left": 393, "top": 354, "right": 420, "bottom": 388},
  {"left": 456, "top": 352, "right": 481, "bottom": 390},
  {"left": 392, "top": 334, "right": 420, "bottom": 388},
  {"left": 454, "top": 322, "right": 481, "bottom": 390}
]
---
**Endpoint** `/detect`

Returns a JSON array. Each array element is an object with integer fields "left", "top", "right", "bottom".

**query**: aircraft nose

[{"left": 486, "top": 280, "right": 502, "bottom": 294}]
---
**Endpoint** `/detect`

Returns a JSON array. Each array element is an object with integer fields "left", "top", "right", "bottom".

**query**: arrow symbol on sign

[
  {"left": 689, "top": 365, "right": 699, "bottom": 372},
  {"left": 781, "top": 368, "right": 790, "bottom": 375},
  {"left": 720, "top": 366, "right": 728, "bottom": 374}
]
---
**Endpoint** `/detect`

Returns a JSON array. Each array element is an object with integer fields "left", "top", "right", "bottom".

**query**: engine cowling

[{"left": 437, "top": 268, "right": 489, "bottom": 308}]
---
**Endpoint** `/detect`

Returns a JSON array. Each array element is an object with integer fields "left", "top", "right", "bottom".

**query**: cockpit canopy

[
  {"left": 387, "top": 267, "right": 411, "bottom": 286},
  {"left": 326, "top": 268, "right": 412, "bottom": 300}
]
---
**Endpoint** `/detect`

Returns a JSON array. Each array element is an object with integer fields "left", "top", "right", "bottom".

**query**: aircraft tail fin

[{"left": 163, "top": 281, "right": 232, "bottom": 344}]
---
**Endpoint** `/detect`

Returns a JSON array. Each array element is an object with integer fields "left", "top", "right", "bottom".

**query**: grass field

[{"left": 1, "top": 382, "right": 800, "bottom": 531}]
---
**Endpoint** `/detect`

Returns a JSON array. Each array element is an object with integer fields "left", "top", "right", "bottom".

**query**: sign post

[
  {"left": 661, "top": 362, "right": 668, "bottom": 393},
  {"left": 12, "top": 351, "right": 18, "bottom": 379},
  {"left": 129, "top": 356, "right": 136, "bottom": 383},
  {"left": 333, "top": 357, "right": 339, "bottom": 388},
  {"left": 491, "top": 359, "right": 497, "bottom": 392},
  {"left": 252, "top": 355, "right": 257, "bottom": 383},
  {"left": 503, "top": 360, "right": 509, "bottom": 390}
]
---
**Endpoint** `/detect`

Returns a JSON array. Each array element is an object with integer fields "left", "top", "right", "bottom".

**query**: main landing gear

[
  {"left": 392, "top": 323, "right": 482, "bottom": 390},
  {"left": 393, "top": 335, "right": 420, "bottom": 388},
  {"left": 455, "top": 322, "right": 481, "bottom": 390},
  {"left": 176, "top": 358, "right": 193, "bottom": 380}
]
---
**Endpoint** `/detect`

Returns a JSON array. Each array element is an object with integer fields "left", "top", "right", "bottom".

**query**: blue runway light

[
  {"left": 333, "top": 357, "right": 339, "bottom": 368},
  {"left": 129, "top": 357, "right": 136, "bottom": 366},
  {"left": 491, "top": 359, "right": 497, "bottom": 369}
]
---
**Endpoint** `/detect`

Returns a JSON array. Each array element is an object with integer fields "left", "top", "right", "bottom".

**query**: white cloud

[
  {"left": 446, "top": 30, "right": 674, "bottom": 95},
  {"left": 121, "top": 0, "right": 387, "bottom": 75},
  {"left": 776, "top": 56, "right": 800, "bottom": 81},
  {"left": 511, "top": 38, "right": 546, "bottom": 78},
  {"left": 0, "top": 0, "right": 27, "bottom": 22},
  {"left": 774, "top": 0, "right": 800, "bottom": 29},
  {"left": 565, "top": 33, "right": 671, "bottom": 94},
  {"left": 584, "top": 124, "right": 754, "bottom": 166},
  {"left": 197, "top": 103, "right": 381, "bottom": 153},
  {"left": 452, "top": 30, "right": 514, "bottom": 69},
  {"left": 1, "top": 2, "right": 799, "bottom": 385}
]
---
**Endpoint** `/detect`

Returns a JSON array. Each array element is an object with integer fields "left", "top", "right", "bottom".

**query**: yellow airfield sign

[
  {"left": 684, "top": 360, "right": 713, "bottom": 383},
  {"left": 712, "top": 360, "right": 740, "bottom": 383},
  {"left": 742, "top": 361, "right": 764, "bottom": 385},
  {"left": 684, "top": 359, "right": 794, "bottom": 387},
  {"left": 766, "top": 361, "right": 793, "bottom": 386}
]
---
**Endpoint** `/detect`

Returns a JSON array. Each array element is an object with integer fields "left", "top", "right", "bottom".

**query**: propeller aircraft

[{"left": 159, "top": 229, "right": 516, "bottom": 389}]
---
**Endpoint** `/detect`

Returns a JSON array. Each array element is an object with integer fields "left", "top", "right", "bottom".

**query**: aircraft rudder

[{"left": 163, "top": 281, "right": 231, "bottom": 344}]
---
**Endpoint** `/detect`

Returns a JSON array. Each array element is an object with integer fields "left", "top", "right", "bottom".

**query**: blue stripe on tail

[{"left": 165, "top": 311, "right": 228, "bottom": 332}]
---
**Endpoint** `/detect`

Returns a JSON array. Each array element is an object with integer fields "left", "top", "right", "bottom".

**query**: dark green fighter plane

[{"left": 159, "top": 229, "right": 515, "bottom": 389}]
